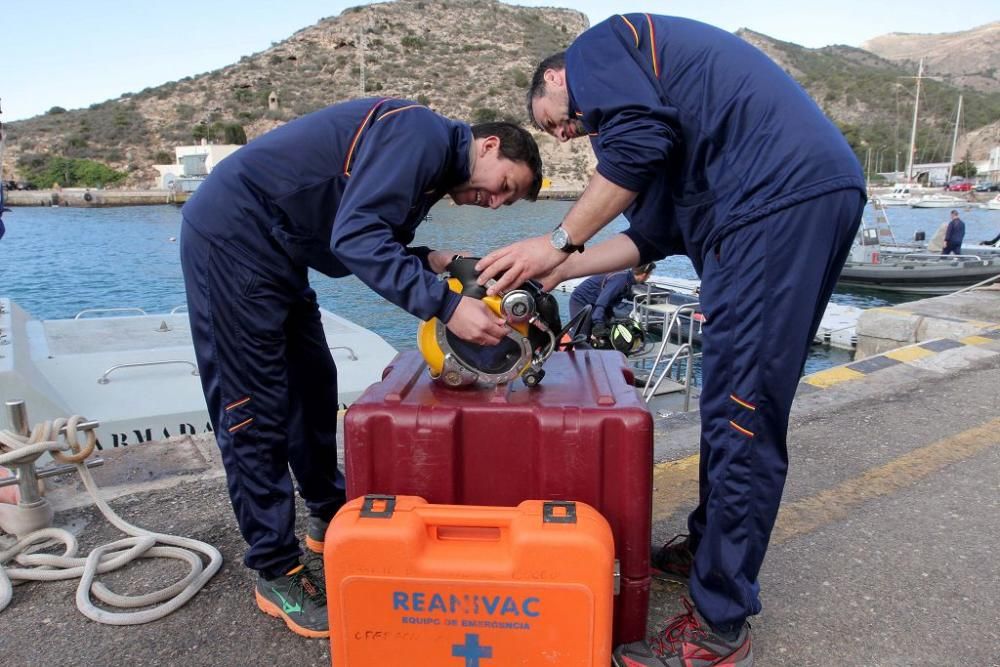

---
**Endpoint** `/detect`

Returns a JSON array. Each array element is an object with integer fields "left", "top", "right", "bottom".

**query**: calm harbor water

[{"left": 2, "top": 200, "right": 996, "bottom": 375}]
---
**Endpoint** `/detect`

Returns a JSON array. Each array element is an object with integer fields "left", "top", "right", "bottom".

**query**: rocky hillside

[
  {"left": 4, "top": 3, "right": 999, "bottom": 189},
  {"left": 4, "top": 0, "right": 591, "bottom": 188},
  {"left": 740, "top": 29, "right": 1000, "bottom": 171},
  {"left": 862, "top": 22, "right": 1000, "bottom": 93}
]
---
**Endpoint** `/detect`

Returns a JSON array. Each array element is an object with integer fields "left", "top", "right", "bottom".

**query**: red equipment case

[{"left": 344, "top": 349, "right": 654, "bottom": 645}]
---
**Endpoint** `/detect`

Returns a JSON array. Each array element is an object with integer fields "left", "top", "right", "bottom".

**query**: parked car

[
  {"left": 945, "top": 180, "right": 973, "bottom": 192},
  {"left": 974, "top": 181, "right": 998, "bottom": 192}
]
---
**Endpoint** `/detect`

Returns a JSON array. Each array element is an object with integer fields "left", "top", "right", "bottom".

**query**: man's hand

[
  {"left": 591, "top": 322, "right": 610, "bottom": 338},
  {"left": 475, "top": 235, "right": 569, "bottom": 296},
  {"left": 445, "top": 296, "right": 509, "bottom": 346},
  {"left": 428, "top": 249, "right": 469, "bottom": 274}
]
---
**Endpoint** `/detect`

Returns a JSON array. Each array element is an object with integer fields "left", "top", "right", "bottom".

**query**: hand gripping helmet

[{"left": 417, "top": 257, "right": 564, "bottom": 388}]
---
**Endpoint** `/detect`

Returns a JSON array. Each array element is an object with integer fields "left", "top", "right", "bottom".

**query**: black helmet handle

[{"left": 445, "top": 256, "right": 488, "bottom": 299}]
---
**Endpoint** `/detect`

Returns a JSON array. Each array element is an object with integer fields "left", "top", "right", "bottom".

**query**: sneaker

[
  {"left": 255, "top": 564, "right": 329, "bottom": 638},
  {"left": 613, "top": 599, "right": 753, "bottom": 667},
  {"left": 305, "top": 515, "right": 329, "bottom": 555},
  {"left": 651, "top": 534, "right": 694, "bottom": 583}
]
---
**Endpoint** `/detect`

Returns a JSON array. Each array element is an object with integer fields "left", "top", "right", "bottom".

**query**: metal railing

[
  {"left": 97, "top": 360, "right": 199, "bottom": 384},
  {"left": 639, "top": 302, "right": 701, "bottom": 411},
  {"left": 74, "top": 307, "right": 149, "bottom": 319},
  {"left": 329, "top": 345, "right": 358, "bottom": 360}
]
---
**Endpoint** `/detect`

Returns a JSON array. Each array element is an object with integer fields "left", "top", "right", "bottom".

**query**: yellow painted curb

[
  {"left": 960, "top": 335, "right": 994, "bottom": 346},
  {"left": 803, "top": 366, "right": 865, "bottom": 388},
  {"left": 884, "top": 346, "right": 935, "bottom": 362}
]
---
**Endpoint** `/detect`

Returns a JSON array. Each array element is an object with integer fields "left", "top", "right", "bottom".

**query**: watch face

[{"left": 551, "top": 227, "right": 569, "bottom": 249}]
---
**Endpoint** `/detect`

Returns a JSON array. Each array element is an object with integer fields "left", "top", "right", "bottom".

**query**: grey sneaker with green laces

[{"left": 255, "top": 563, "right": 329, "bottom": 638}]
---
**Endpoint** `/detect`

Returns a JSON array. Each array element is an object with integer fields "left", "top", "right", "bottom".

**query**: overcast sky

[{"left": 3, "top": 0, "right": 997, "bottom": 122}]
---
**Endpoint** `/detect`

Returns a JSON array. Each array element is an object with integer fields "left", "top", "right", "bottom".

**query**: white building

[
  {"left": 152, "top": 141, "right": 242, "bottom": 191},
  {"left": 975, "top": 147, "right": 1000, "bottom": 183}
]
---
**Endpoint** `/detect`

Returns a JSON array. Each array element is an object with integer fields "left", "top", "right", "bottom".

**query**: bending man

[
  {"left": 181, "top": 99, "right": 542, "bottom": 638},
  {"left": 476, "top": 15, "right": 864, "bottom": 666},
  {"left": 569, "top": 263, "right": 655, "bottom": 340}
]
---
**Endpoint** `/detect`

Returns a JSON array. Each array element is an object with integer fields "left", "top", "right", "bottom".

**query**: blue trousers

[
  {"left": 180, "top": 222, "right": 346, "bottom": 578},
  {"left": 686, "top": 189, "right": 865, "bottom": 631}
]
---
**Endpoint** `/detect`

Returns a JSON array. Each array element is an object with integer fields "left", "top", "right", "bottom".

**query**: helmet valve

[{"left": 501, "top": 290, "right": 535, "bottom": 324}]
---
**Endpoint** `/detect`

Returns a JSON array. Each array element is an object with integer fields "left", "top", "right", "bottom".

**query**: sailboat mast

[
  {"left": 947, "top": 95, "right": 963, "bottom": 183},
  {"left": 905, "top": 59, "right": 923, "bottom": 183},
  {"left": 1, "top": 97, "right": 6, "bottom": 239}
]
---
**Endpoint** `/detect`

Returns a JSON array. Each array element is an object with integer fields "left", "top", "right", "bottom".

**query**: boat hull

[{"left": 838, "top": 261, "right": 1000, "bottom": 294}]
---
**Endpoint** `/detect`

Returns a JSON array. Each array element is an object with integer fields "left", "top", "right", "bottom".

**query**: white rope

[{"left": 0, "top": 416, "right": 223, "bottom": 624}]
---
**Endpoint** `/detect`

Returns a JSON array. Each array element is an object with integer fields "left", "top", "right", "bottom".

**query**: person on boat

[
  {"left": 569, "top": 262, "right": 655, "bottom": 340},
  {"left": 179, "top": 99, "right": 542, "bottom": 639},
  {"left": 476, "top": 15, "right": 865, "bottom": 666},
  {"left": 942, "top": 210, "right": 966, "bottom": 255}
]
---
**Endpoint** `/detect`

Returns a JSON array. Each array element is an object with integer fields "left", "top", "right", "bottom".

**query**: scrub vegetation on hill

[{"left": 4, "top": 1, "right": 998, "bottom": 189}]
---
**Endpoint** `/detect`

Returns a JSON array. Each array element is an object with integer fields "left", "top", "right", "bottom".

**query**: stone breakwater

[
  {"left": 5, "top": 189, "right": 190, "bottom": 207},
  {"left": 7, "top": 187, "right": 584, "bottom": 207}
]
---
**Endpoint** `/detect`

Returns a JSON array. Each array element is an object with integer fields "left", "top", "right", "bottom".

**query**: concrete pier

[
  {"left": 3, "top": 288, "right": 999, "bottom": 665},
  {"left": 855, "top": 285, "right": 1000, "bottom": 357}
]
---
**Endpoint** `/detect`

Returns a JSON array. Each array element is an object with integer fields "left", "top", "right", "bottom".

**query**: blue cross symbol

[{"left": 452, "top": 633, "right": 493, "bottom": 666}]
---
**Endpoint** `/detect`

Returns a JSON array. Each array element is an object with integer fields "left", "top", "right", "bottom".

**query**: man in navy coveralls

[
  {"left": 569, "top": 263, "right": 654, "bottom": 340},
  {"left": 476, "top": 15, "right": 865, "bottom": 666},
  {"left": 180, "top": 99, "right": 542, "bottom": 638}
]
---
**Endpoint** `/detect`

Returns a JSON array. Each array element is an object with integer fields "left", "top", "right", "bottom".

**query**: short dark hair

[
  {"left": 634, "top": 262, "right": 656, "bottom": 275},
  {"left": 526, "top": 52, "right": 566, "bottom": 129},
  {"left": 950, "top": 209, "right": 959, "bottom": 215},
  {"left": 471, "top": 122, "right": 543, "bottom": 201}
]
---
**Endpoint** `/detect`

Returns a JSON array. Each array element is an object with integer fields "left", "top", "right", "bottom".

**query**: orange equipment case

[{"left": 325, "top": 495, "right": 616, "bottom": 667}]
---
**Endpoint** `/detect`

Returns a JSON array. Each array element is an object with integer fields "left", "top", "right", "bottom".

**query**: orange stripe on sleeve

[
  {"left": 645, "top": 13, "right": 659, "bottom": 77},
  {"left": 377, "top": 104, "right": 422, "bottom": 121},
  {"left": 730, "top": 394, "right": 757, "bottom": 411},
  {"left": 228, "top": 417, "right": 254, "bottom": 433},
  {"left": 729, "top": 420, "right": 755, "bottom": 438},
  {"left": 619, "top": 15, "right": 640, "bottom": 47},
  {"left": 225, "top": 396, "right": 251, "bottom": 411}
]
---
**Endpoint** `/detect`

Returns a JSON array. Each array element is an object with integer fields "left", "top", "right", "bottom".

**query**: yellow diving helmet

[{"left": 418, "top": 257, "right": 569, "bottom": 388}]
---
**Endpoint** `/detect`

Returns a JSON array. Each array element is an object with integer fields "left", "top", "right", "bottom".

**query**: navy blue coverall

[
  {"left": 943, "top": 216, "right": 966, "bottom": 255},
  {"left": 565, "top": 15, "right": 867, "bottom": 631},
  {"left": 180, "top": 99, "right": 469, "bottom": 578},
  {"left": 569, "top": 270, "right": 637, "bottom": 336}
]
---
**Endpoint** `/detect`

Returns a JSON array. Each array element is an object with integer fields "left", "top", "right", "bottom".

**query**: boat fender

[{"left": 83, "top": 192, "right": 93, "bottom": 202}]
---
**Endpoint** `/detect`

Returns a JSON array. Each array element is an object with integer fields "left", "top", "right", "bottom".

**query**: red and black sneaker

[
  {"left": 613, "top": 598, "right": 753, "bottom": 667},
  {"left": 651, "top": 534, "right": 694, "bottom": 583}
]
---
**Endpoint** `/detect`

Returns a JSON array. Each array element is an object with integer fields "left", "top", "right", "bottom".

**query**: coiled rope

[{"left": 0, "top": 415, "right": 223, "bottom": 624}]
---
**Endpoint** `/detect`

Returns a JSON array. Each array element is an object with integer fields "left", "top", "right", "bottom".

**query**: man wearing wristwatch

[
  {"left": 476, "top": 14, "right": 865, "bottom": 667},
  {"left": 550, "top": 223, "right": 585, "bottom": 254}
]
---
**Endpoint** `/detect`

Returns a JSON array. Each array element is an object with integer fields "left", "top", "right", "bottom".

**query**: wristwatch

[{"left": 550, "top": 224, "right": 584, "bottom": 253}]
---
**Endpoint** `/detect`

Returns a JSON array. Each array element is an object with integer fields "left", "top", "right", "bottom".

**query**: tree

[
  {"left": 952, "top": 151, "right": 977, "bottom": 179},
  {"left": 223, "top": 123, "right": 247, "bottom": 145},
  {"left": 17, "top": 154, "right": 125, "bottom": 188}
]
